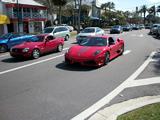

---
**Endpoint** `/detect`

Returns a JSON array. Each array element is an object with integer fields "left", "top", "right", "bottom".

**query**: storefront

[
  {"left": 0, "top": 14, "right": 10, "bottom": 34},
  {"left": 2, "top": 0, "right": 47, "bottom": 34}
]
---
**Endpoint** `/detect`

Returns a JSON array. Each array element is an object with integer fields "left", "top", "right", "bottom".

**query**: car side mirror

[{"left": 117, "top": 39, "right": 120, "bottom": 42}]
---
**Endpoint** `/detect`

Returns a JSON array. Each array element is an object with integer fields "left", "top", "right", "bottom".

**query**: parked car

[
  {"left": 76, "top": 27, "right": 105, "bottom": 44},
  {"left": 145, "top": 25, "right": 151, "bottom": 29},
  {"left": 139, "top": 24, "right": 145, "bottom": 29},
  {"left": 61, "top": 24, "right": 74, "bottom": 32},
  {"left": 132, "top": 24, "right": 140, "bottom": 30},
  {"left": 10, "top": 34, "right": 64, "bottom": 59},
  {"left": 43, "top": 26, "right": 70, "bottom": 41},
  {"left": 122, "top": 25, "right": 132, "bottom": 31},
  {"left": 0, "top": 33, "right": 34, "bottom": 52},
  {"left": 150, "top": 24, "right": 160, "bottom": 35},
  {"left": 110, "top": 25, "right": 123, "bottom": 34},
  {"left": 65, "top": 35, "right": 124, "bottom": 67},
  {"left": 156, "top": 25, "right": 160, "bottom": 37}
]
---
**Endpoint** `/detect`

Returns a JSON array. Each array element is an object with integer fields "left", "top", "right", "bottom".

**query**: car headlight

[
  {"left": 22, "top": 48, "right": 30, "bottom": 52},
  {"left": 93, "top": 50, "right": 101, "bottom": 56}
]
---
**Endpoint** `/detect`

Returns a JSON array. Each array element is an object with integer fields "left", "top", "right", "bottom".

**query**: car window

[
  {"left": 43, "top": 28, "right": 54, "bottom": 33},
  {"left": 80, "top": 37, "right": 107, "bottom": 46},
  {"left": 108, "top": 37, "right": 115, "bottom": 45},
  {"left": 61, "top": 27, "right": 68, "bottom": 31},
  {"left": 54, "top": 28, "right": 61, "bottom": 33},
  {"left": 81, "top": 28, "right": 95, "bottom": 33},
  {"left": 47, "top": 36, "right": 54, "bottom": 41},
  {"left": 96, "top": 28, "right": 101, "bottom": 33}
]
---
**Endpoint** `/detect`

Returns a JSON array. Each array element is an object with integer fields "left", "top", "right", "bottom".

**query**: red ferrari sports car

[
  {"left": 10, "top": 34, "right": 64, "bottom": 59},
  {"left": 65, "top": 35, "right": 124, "bottom": 67}
]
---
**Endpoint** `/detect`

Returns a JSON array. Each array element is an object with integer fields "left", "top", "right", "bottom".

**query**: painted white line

[
  {"left": 63, "top": 47, "right": 69, "bottom": 50},
  {"left": 0, "top": 54, "right": 64, "bottom": 75},
  {"left": 123, "top": 50, "right": 131, "bottom": 55},
  {"left": 129, "top": 77, "right": 160, "bottom": 87},
  {"left": 139, "top": 34, "right": 144, "bottom": 37},
  {"left": 0, "top": 53, "right": 9, "bottom": 58},
  {"left": 71, "top": 52, "right": 155, "bottom": 120}
]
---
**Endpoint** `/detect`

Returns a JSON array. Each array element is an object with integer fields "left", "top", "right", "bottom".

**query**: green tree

[
  {"left": 51, "top": 0, "right": 67, "bottom": 24},
  {"left": 140, "top": 5, "right": 147, "bottom": 25}
]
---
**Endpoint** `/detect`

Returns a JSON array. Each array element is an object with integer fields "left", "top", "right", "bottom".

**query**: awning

[{"left": 0, "top": 15, "right": 10, "bottom": 24}]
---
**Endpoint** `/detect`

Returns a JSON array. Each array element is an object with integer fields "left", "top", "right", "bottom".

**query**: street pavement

[{"left": 0, "top": 29, "right": 160, "bottom": 120}]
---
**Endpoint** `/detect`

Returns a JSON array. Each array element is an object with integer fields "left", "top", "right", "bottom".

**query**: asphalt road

[{"left": 0, "top": 29, "right": 160, "bottom": 120}]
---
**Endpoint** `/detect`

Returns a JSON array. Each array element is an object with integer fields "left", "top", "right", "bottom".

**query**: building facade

[{"left": 1, "top": 0, "right": 47, "bottom": 34}]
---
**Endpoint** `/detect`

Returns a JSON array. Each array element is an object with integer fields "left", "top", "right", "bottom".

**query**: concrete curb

[{"left": 88, "top": 95, "right": 160, "bottom": 120}]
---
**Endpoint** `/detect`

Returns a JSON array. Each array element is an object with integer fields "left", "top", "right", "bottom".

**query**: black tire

[
  {"left": 32, "top": 49, "right": 40, "bottom": 59},
  {"left": 120, "top": 45, "right": 124, "bottom": 55},
  {"left": 57, "top": 44, "right": 63, "bottom": 52},
  {"left": 0, "top": 44, "right": 8, "bottom": 53},
  {"left": 65, "top": 35, "right": 69, "bottom": 41},
  {"left": 104, "top": 52, "right": 110, "bottom": 65}
]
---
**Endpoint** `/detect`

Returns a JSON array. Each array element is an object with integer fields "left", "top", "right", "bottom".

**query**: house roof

[{"left": 2, "top": 0, "right": 44, "bottom": 6}]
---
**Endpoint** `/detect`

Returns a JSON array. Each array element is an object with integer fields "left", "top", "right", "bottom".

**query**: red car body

[
  {"left": 65, "top": 35, "right": 124, "bottom": 67},
  {"left": 10, "top": 34, "right": 64, "bottom": 58}
]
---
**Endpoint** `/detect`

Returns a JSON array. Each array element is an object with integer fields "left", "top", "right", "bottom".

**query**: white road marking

[
  {"left": 129, "top": 77, "right": 160, "bottom": 87},
  {"left": 139, "top": 34, "right": 144, "bottom": 37},
  {"left": 0, "top": 54, "right": 64, "bottom": 75},
  {"left": 123, "top": 50, "right": 131, "bottom": 55},
  {"left": 0, "top": 53, "right": 9, "bottom": 58},
  {"left": 71, "top": 52, "right": 155, "bottom": 120}
]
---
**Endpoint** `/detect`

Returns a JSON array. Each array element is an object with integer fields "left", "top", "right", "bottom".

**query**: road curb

[{"left": 88, "top": 95, "right": 160, "bottom": 120}]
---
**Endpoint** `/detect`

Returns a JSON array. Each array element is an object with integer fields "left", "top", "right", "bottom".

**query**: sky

[{"left": 97, "top": 0, "right": 160, "bottom": 11}]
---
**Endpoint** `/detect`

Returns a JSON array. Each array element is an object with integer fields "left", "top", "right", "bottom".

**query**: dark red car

[
  {"left": 10, "top": 34, "right": 64, "bottom": 59},
  {"left": 65, "top": 35, "right": 124, "bottom": 67}
]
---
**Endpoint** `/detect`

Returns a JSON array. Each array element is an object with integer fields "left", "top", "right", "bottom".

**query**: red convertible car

[
  {"left": 10, "top": 34, "right": 64, "bottom": 59},
  {"left": 65, "top": 35, "right": 124, "bottom": 67}
]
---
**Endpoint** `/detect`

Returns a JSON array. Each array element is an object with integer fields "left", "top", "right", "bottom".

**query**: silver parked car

[
  {"left": 76, "top": 27, "right": 105, "bottom": 43},
  {"left": 150, "top": 24, "right": 160, "bottom": 35},
  {"left": 43, "top": 26, "right": 70, "bottom": 41}
]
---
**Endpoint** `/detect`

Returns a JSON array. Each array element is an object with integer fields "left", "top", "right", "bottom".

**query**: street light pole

[{"left": 16, "top": 0, "right": 20, "bottom": 33}]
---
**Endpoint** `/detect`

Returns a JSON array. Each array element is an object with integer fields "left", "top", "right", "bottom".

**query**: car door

[
  {"left": 45, "top": 36, "right": 57, "bottom": 52},
  {"left": 96, "top": 28, "right": 104, "bottom": 35},
  {"left": 53, "top": 27, "right": 62, "bottom": 38},
  {"left": 108, "top": 37, "right": 119, "bottom": 59}
]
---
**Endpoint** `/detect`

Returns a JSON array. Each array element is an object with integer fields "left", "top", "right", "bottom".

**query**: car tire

[
  {"left": 119, "top": 45, "right": 124, "bottom": 55},
  {"left": 104, "top": 52, "right": 110, "bottom": 65},
  {"left": 32, "top": 49, "right": 40, "bottom": 59},
  {"left": 65, "top": 35, "right": 69, "bottom": 41},
  {"left": 57, "top": 44, "right": 63, "bottom": 52},
  {"left": 0, "top": 44, "right": 8, "bottom": 53}
]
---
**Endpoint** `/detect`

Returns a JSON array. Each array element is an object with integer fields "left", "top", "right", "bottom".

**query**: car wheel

[
  {"left": 32, "top": 49, "right": 40, "bottom": 59},
  {"left": 65, "top": 35, "right": 69, "bottom": 41},
  {"left": 119, "top": 45, "right": 124, "bottom": 55},
  {"left": 104, "top": 52, "right": 110, "bottom": 65},
  {"left": 57, "top": 44, "right": 63, "bottom": 52},
  {"left": 0, "top": 44, "right": 8, "bottom": 53}
]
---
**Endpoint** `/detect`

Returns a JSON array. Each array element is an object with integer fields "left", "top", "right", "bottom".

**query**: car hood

[
  {"left": 68, "top": 45, "right": 105, "bottom": 58},
  {"left": 77, "top": 33, "right": 96, "bottom": 37},
  {"left": 13, "top": 41, "right": 43, "bottom": 49},
  {"left": 111, "top": 28, "right": 120, "bottom": 30},
  {"left": 0, "top": 39, "right": 8, "bottom": 43}
]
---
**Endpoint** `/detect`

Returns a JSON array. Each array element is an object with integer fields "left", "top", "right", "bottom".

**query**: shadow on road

[
  {"left": 56, "top": 62, "right": 97, "bottom": 71},
  {"left": 1, "top": 57, "right": 30, "bottom": 63}
]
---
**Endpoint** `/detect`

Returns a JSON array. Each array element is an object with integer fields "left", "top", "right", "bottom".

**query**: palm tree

[
  {"left": 140, "top": 5, "right": 147, "bottom": 25},
  {"left": 101, "top": 3, "right": 108, "bottom": 14},
  {"left": 51, "top": 0, "right": 67, "bottom": 24}
]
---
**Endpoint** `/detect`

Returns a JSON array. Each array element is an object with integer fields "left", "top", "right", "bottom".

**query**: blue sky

[{"left": 97, "top": 0, "right": 160, "bottom": 11}]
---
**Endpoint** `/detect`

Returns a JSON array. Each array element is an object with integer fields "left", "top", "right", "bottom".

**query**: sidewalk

[{"left": 88, "top": 51, "right": 160, "bottom": 120}]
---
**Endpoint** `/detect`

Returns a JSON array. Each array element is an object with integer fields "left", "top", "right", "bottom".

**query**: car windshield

[
  {"left": 0, "top": 33, "right": 12, "bottom": 39},
  {"left": 81, "top": 28, "right": 95, "bottom": 33},
  {"left": 112, "top": 26, "right": 120, "bottom": 29},
  {"left": 29, "top": 36, "right": 45, "bottom": 42},
  {"left": 80, "top": 37, "right": 107, "bottom": 46},
  {"left": 43, "top": 28, "right": 54, "bottom": 33}
]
